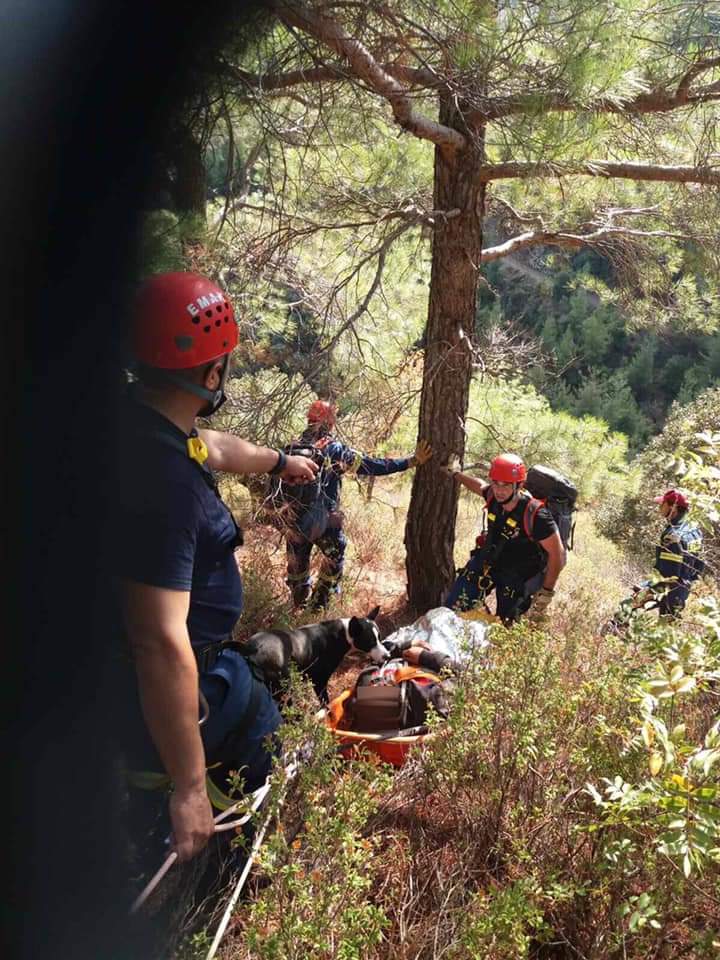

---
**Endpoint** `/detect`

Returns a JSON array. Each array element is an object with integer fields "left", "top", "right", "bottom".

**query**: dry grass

[
  {"left": 177, "top": 479, "right": 720, "bottom": 960},
  {"left": 228, "top": 475, "right": 644, "bottom": 699}
]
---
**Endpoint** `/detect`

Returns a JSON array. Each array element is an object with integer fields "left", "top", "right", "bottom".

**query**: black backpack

[
  {"left": 266, "top": 440, "right": 330, "bottom": 541},
  {"left": 343, "top": 662, "right": 450, "bottom": 734},
  {"left": 524, "top": 465, "right": 578, "bottom": 550}
]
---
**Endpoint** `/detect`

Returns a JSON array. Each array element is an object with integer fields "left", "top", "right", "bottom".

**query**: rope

[
  {"left": 129, "top": 717, "right": 427, "bottom": 950},
  {"left": 129, "top": 779, "right": 271, "bottom": 916},
  {"left": 205, "top": 808, "right": 272, "bottom": 960},
  {"left": 204, "top": 756, "right": 301, "bottom": 960}
]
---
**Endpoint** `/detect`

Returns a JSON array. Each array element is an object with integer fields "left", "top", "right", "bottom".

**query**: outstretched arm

[
  {"left": 351, "top": 438, "right": 433, "bottom": 477},
  {"left": 449, "top": 469, "right": 488, "bottom": 498},
  {"left": 199, "top": 429, "right": 318, "bottom": 482}
]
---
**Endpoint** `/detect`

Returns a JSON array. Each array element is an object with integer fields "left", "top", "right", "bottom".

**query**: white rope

[
  {"left": 205, "top": 757, "right": 301, "bottom": 960},
  {"left": 204, "top": 808, "right": 272, "bottom": 960},
  {"left": 129, "top": 781, "right": 270, "bottom": 915},
  {"left": 130, "top": 753, "right": 303, "bottom": 918}
]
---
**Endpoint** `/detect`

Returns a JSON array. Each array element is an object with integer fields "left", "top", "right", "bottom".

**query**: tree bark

[
  {"left": 405, "top": 104, "right": 485, "bottom": 611},
  {"left": 170, "top": 126, "right": 207, "bottom": 223}
]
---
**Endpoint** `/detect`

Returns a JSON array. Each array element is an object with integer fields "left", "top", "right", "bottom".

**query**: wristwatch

[{"left": 268, "top": 449, "right": 287, "bottom": 475}]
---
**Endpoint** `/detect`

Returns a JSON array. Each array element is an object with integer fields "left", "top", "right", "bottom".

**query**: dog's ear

[{"left": 366, "top": 605, "right": 380, "bottom": 621}]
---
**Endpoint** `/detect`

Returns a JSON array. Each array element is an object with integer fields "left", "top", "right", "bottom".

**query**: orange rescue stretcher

[
  {"left": 319, "top": 665, "right": 439, "bottom": 767},
  {"left": 319, "top": 608, "right": 496, "bottom": 767}
]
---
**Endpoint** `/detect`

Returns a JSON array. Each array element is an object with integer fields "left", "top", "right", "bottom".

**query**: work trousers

[
  {"left": 446, "top": 551, "right": 543, "bottom": 623},
  {"left": 286, "top": 524, "right": 347, "bottom": 609},
  {"left": 658, "top": 581, "right": 691, "bottom": 617}
]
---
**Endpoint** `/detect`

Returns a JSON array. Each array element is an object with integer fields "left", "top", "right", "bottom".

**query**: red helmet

[
  {"left": 307, "top": 400, "right": 337, "bottom": 426},
  {"left": 132, "top": 272, "right": 238, "bottom": 369},
  {"left": 488, "top": 453, "right": 526, "bottom": 484},
  {"left": 654, "top": 489, "right": 689, "bottom": 510}
]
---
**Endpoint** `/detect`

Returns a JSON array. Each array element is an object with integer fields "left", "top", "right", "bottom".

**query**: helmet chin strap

[{"left": 158, "top": 355, "right": 231, "bottom": 418}]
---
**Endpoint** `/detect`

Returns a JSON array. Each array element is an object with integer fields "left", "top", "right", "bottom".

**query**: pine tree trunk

[
  {"left": 171, "top": 127, "right": 207, "bottom": 223},
  {"left": 405, "top": 107, "right": 485, "bottom": 611}
]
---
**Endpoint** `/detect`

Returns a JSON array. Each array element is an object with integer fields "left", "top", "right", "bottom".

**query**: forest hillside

[{"left": 131, "top": 1, "right": 720, "bottom": 956}]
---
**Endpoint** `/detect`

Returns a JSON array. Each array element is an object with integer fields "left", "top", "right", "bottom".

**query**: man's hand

[
  {"left": 526, "top": 586, "right": 554, "bottom": 623},
  {"left": 411, "top": 439, "right": 433, "bottom": 467},
  {"left": 403, "top": 641, "right": 431, "bottom": 666},
  {"left": 169, "top": 782, "right": 215, "bottom": 862},
  {"left": 281, "top": 454, "right": 319, "bottom": 483}
]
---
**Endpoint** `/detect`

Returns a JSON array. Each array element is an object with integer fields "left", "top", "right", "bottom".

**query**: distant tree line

[{"left": 479, "top": 247, "right": 720, "bottom": 450}]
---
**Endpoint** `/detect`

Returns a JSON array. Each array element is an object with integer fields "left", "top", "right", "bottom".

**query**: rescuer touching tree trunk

[{"left": 444, "top": 453, "right": 566, "bottom": 624}]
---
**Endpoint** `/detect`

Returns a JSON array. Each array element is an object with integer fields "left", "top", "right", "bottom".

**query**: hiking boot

[
  {"left": 309, "top": 590, "right": 330, "bottom": 612},
  {"left": 291, "top": 583, "right": 311, "bottom": 608},
  {"left": 309, "top": 583, "right": 338, "bottom": 611}
]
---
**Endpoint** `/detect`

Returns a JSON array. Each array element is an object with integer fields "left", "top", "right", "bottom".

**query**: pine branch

[
  {"left": 675, "top": 56, "right": 720, "bottom": 100},
  {"left": 488, "top": 196, "right": 546, "bottom": 229},
  {"left": 269, "top": 0, "right": 466, "bottom": 150},
  {"left": 226, "top": 61, "right": 439, "bottom": 91},
  {"left": 468, "top": 60, "right": 720, "bottom": 124},
  {"left": 481, "top": 225, "right": 696, "bottom": 262},
  {"left": 477, "top": 160, "right": 720, "bottom": 186}
]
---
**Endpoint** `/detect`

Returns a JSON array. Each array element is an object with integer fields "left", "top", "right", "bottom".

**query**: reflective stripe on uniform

[
  {"left": 286, "top": 570, "right": 310, "bottom": 583},
  {"left": 659, "top": 552, "right": 682, "bottom": 563},
  {"left": 317, "top": 572, "right": 341, "bottom": 586}
]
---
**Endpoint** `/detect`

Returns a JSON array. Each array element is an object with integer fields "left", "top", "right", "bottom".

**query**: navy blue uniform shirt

[
  {"left": 299, "top": 428, "right": 412, "bottom": 511},
  {"left": 115, "top": 397, "right": 243, "bottom": 649},
  {"left": 115, "top": 392, "right": 279, "bottom": 769},
  {"left": 655, "top": 518, "right": 705, "bottom": 583}
]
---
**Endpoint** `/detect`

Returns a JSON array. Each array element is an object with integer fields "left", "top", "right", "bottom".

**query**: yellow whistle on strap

[{"left": 187, "top": 435, "right": 209, "bottom": 465}]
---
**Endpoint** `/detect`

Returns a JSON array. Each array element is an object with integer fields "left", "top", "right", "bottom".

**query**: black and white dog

[{"left": 242, "top": 605, "right": 388, "bottom": 704}]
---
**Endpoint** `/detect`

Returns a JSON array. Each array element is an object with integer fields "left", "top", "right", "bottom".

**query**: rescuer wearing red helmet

[
  {"left": 307, "top": 399, "right": 337, "bottom": 428},
  {"left": 115, "top": 272, "right": 318, "bottom": 866},
  {"left": 277, "top": 398, "right": 432, "bottom": 610},
  {"left": 651, "top": 488, "right": 705, "bottom": 616},
  {"left": 444, "top": 453, "right": 566, "bottom": 622}
]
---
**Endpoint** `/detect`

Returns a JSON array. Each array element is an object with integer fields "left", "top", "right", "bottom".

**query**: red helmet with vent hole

[
  {"left": 488, "top": 453, "right": 527, "bottom": 483},
  {"left": 132, "top": 272, "right": 238, "bottom": 369},
  {"left": 653, "top": 489, "right": 689, "bottom": 510}
]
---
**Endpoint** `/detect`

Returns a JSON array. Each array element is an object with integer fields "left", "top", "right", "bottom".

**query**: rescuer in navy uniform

[
  {"left": 652, "top": 488, "right": 705, "bottom": 616},
  {"left": 116, "top": 271, "right": 318, "bottom": 862},
  {"left": 281, "top": 400, "right": 432, "bottom": 610}
]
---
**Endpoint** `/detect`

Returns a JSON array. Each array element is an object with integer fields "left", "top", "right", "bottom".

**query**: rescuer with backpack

[
  {"left": 115, "top": 271, "right": 318, "bottom": 864},
  {"left": 444, "top": 453, "right": 571, "bottom": 623},
  {"left": 275, "top": 400, "right": 432, "bottom": 610},
  {"left": 652, "top": 488, "right": 705, "bottom": 616}
]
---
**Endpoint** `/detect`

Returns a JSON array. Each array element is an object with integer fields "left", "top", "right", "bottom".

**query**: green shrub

[
  {"left": 600, "top": 386, "right": 720, "bottom": 576},
  {"left": 217, "top": 592, "right": 720, "bottom": 960}
]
